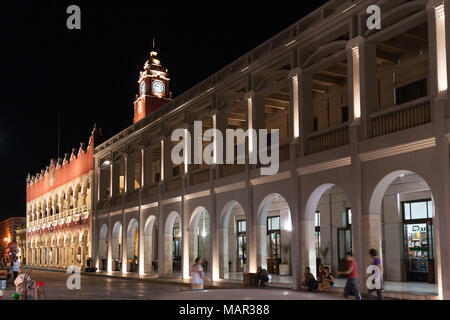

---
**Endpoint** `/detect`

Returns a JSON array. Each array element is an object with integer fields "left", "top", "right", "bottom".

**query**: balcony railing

[
  {"left": 29, "top": 204, "right": 89, "bottom": 228},
  {"left": 370, "top": 97, "right": 431, "bottom": 138},
  {"left": 190, "top": 167, "right": 210, "bottom": 186},
  {"left": 306, "top": 123, "right": 349, "bottom": 154},
  {"left": 146, "top": 184, "right": 159, "bottom": 198},
  {"left": 126, "top": 190, "right": 140, "bottom": 202},
  {"left": 166, "top": 176, "right": 182, "bottom": 192}
]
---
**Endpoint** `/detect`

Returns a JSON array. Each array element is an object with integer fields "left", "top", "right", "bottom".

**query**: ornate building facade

[
  {"left": 25, "top": 127, "right": 102, "bottom": 270},
  {"left": 91, "top": 0, "right": 450, "bottom": 300}
]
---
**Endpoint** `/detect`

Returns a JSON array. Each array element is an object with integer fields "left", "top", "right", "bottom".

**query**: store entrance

[
  {"left": 402, "top": 200, "right": 435, "bottom": 283},
  {"left": 267, "top": 216, "right": 281, "bottom": 275}
]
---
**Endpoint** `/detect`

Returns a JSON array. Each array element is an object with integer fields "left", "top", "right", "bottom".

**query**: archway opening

[
  {"left": 257, "top": 194, "right": 292, "bottom": 285},
  {"left": 189, "top": 207, "right": 211, "bottom": 279},
  {"left": 98, "top": 224, "right": 108, "bottom": 271},
  {"left": 305, "top": 184, "right": 352, "bottom": 285},
  {"left": 144, "top": 215, "right": 158, "bottom": 274},
  {"left": 112, "top": 222, "right": 123, "bottom": 272},
  {"left": 369, "top": 171, "right": 438, "bottom": 296},
  {"left": 163, "top": 212, "right": 181, "bottom": 276},
  {"left": 219, "top": 201, "right": 247, "bottom": 280},
  {"left": 127, "top": 219, "right": 139, "bottom": 273}
]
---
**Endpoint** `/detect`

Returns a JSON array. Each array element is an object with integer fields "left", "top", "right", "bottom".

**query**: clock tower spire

[{"left": 134, "top": 46, "right": 171, "bottom": 123}]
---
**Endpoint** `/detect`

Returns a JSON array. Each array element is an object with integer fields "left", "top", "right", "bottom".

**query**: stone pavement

[{"left": 0, "top": 269, "right": 343, "bottom": 300}]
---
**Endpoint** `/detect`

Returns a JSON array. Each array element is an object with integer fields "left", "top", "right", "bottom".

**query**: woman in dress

[{"left": 191, "top": 257, "right": 204, "bottom": 290}]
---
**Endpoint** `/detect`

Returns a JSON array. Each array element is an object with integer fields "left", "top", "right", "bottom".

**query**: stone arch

[
  {"left": 365, "top": 0, "right": 426, "bottom": 37},
  {"left": 126, "top": 218, "right": 139, "bottom": 272},
  {"left": 163, "top": 211, "right": 181, "bottom": 275},
  {"left": 144, "top": 215, "right": 158, "bottom": 274},
  {"left": 188, "top": 207, "right": 211, "bottom": 277},
  {"left": 256, "top": 193, "right": 292, "bottom": 277},
  {"left": 219, "top": 200, "right": 247, "bottom": 279},
  {"left": 111, "top": 221, "right": 123, "bottom": 270},
  {"left": 302, "top": 41, "right": 347, "bottom": 68},
  {"left": 255, "top": 69, "right": 290, "bottom": 92},
  {"left": 368, "top": 170, "right": 439, "bottom": 289},
  {"left": 303, "top": 183, "right": 353, "bottom": 277}
]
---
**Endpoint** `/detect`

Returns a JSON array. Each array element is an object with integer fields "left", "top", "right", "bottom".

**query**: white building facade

[{"left": 92, "top": 0, "right": 450, "bottom": 299}]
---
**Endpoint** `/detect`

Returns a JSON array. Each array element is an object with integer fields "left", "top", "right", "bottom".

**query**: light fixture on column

[
  {"left": 352, "top": 46, "right": 361, "bottom": 119},
  {"left": 212, "top": 114, "right": 217, "bottom": 164},
  {"left": 435, "top": 4, "right": 448, "bottom": 93},
  {"left": 292, "top": 75, "right": 300, "bottom": 139},
  {"left": 160, "top": 139, "right": 164, "bottom": 181},
  {"left": 247, "top": 96, "right": 253, "bottom": 155},
  {"left": 184, "top": 128, "right": 189, "bottom": 174}
]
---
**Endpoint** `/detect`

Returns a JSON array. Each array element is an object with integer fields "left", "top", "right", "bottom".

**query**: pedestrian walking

[
  {"left": 12, "top": 258, "right": 20, "bottom": 280},
  {"left": 191, "top": 257, "right": 204, "bottom": 290},
  {"left": 368, "top": 249, "right": 384, "bottom": 300},
  {"left": 337, "top": 252, "right": 362, "bottom": 300}
]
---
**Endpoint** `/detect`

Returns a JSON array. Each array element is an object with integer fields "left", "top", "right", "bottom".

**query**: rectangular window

[
  {"left": 403, "top": 200, "right": 433, "bottom": 221},
  {"left": 313, "top": 117, "right": 318, "bottom": 132},
  {"left": 315, "top": 211, "right": 320, "bottom": 228},
  {"left": 395, "top": 79, "right": 427, "bottom": 105},
  {"left": 172, "top": 165, "right": 181, "bottom": 177},
  {"left": 119, "top": 176, "right": 125, "bottom": 194},
  {"left": 341, "top": 106, "right": 349, "bottom": 123},
  {"left": 134, "top": 161, "right": 141, "bottom": 190},
  {"left": 267, "top": 216, "right": 280, "bottom": 231},
  {"left": 238, "top": 220, "right": 246, "bottom": 233}
]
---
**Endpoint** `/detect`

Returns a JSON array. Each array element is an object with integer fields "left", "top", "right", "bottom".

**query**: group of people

[
  {"left": 303, "top": 265, "right": 335, "bottom": 292},
  {"left": 303, "top": 249, "right": 384, "bottom": 300},
  {"left": 2, "top": 257, "right": 21, "bottom": 282},
  {"left": 191, "top": 257, "right": 271, "bottom": 290},
  {"left": 191, "top": 249, "right": 384, "bottom": 300}
]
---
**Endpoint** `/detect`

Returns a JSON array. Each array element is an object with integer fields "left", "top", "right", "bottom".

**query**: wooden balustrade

[
  {"left": 166, "top": 176, "right": 182, "bottom": 192},
  {"left": 371, "top": 99, "right": 431, "bottom": 138},
  {"left": 190, "top": 167, "right": 210, "bottom": 186},
  {"left": 307, "top": 124, "right": 349, "bottom": 154}
]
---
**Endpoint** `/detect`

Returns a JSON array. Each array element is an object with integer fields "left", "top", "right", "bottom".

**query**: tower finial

[{"left": 153, "top": 38, "right": 156, "bottom": 50}]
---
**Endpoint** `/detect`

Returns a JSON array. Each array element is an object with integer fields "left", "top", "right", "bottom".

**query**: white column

[
  {"left": 289, "top": 68, "right": 301, "bottom": 140},
  {"left": 160, "top": 139, "right": 165, "bottom": 182}
]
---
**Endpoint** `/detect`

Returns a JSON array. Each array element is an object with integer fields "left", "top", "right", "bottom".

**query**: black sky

[{"left": 0, "top": 0, "right": 328, "bottom": 220}]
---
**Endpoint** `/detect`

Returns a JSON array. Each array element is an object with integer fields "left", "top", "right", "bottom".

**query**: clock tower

[{"left": 133, "top": 49, "right": 171, "bottom": 123}]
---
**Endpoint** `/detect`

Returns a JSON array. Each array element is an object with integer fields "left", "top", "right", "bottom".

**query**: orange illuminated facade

[{"left": 25, "top": 126, "right": 102, "bottom": 269}]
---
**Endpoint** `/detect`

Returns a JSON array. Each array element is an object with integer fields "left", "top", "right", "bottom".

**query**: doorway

[
  {"left": 402, "top": 200, "right": 435, "bottom": 283},
  {"left": 267, "top": 216, "right": 281, "bottom": 275},
  {"left": 337, "top": 208, "right": 352, "bottom": 274}
]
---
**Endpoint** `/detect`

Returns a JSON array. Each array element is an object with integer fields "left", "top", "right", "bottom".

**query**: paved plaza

[{"left": 0, "top": 270, "right": 343, "bottom": 300}]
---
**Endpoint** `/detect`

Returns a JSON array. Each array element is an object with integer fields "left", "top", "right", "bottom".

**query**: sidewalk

[{"left": 21, "top": 267, "right": 440, "bottom": 300}]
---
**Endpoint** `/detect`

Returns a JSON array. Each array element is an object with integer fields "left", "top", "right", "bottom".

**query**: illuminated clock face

[
  {"left": 140, "top": 82, "right": 146, "bottom": 96},
  {"left": 152, "top": 80, "right": 165, "bottom": 95}
]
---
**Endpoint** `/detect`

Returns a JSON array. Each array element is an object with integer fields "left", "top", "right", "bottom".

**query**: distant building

[
  {"left": 16, "top": 228, "right": 27, "bottom": 264},
  {"left": 25, "top": 126, "right": 102, "bottom": 270},
  {"left": 0, "top": 217, "right": 26, "bottom": 263}
]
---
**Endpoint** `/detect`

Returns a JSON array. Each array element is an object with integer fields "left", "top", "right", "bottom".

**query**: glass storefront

[
  {"left": 267, "top": 216, "right": 281, "bottom": 275},
  {"left": 237, "top": 220, "right": 246, "bottom": 272},
  {"left": 403, "top": 200, "right": 435, "bottom": 283}
]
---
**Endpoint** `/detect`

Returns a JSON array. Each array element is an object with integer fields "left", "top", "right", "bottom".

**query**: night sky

[{"left": 0, "top": 1, "right": 328, "bottom": 220}]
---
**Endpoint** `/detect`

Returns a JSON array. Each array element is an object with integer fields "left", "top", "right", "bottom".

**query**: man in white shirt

[{"left": 12, "top": 258, "right": 20, "bottom": 280}]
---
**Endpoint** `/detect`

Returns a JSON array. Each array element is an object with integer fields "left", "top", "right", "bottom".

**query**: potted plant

[
  {"left": 279, "top": 243, "right": 291, "bottom": 276},
  {"left": 319, "top": 246, "right": 329, "bottom": 267},
  {"left": 240, "top": 242, "right": 247, "bottom": 272}
]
